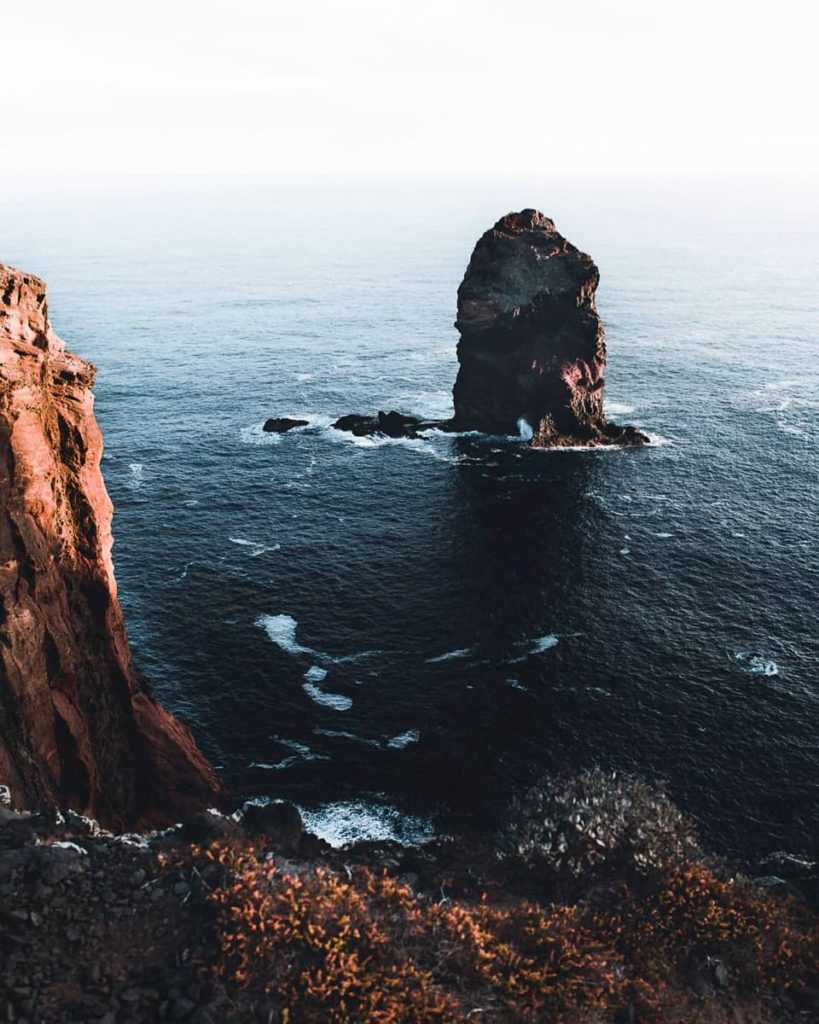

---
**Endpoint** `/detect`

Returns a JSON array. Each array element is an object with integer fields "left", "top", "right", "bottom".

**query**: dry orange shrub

[
  {"left": 195, "top": 842, "right": 819, "bottom": 1023},
  {"left": 594, "top": 861, "right": 819, "bottom": 991}
]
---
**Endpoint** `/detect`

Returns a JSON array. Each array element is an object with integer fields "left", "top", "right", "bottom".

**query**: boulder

[
  {"left": 262, "top": 417, "right": 309, "bottom": 433},
  {"left": 332, "top": 410, "right": 431, "bottom": 439},
  {"left": 240, "top": 800, "right": 305, "bottom": 854}
]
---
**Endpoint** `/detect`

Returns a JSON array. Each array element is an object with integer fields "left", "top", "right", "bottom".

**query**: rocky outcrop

[
  {"left": 0, "top": 263, "right": 222, "bottom": 829},
  {"left": 332, "top": 411, "right": 435, "bottom": 439},
  {"left": 315, "top": 210, "right": 647, "bottom": 448},
  {"left": 263, "top": 417, "right": 309, "bottom": 434},
  {"left": 453, "top": 210, "right": 647, "bottom": 447}
]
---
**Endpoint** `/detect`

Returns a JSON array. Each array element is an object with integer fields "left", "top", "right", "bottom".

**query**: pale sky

[{"left": 4, "top": 0, "right": 817, "bottom": 178}]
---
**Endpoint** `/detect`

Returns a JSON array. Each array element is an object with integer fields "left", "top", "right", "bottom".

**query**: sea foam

[
  {"left": 303, "top": 683, "right": 353, "bottom": 711},
  {"left": 426, "top": 647, "right": 473, "bottom": 663},
  {"left": 256, "top": 613, "right": 315, "bottom": 656},
  {"left": 387, "top": 728, "right": 420, "bottom": 749},
  {"left": 298, "top": 800, "right": 435, "bottom": 847},
  {"left": 734, "top": 651, "right": 780, "bottom": 677}
]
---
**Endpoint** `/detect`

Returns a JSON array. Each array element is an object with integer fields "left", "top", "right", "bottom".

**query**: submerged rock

[
  {"left": 262, "top": 416, "right": 309, "bottom": 433},
  {"left": 453, "top": 209, "right": 648, "bottom": 447},
  {"left": 0, "top": 262, "right": 222, "bottom": 829}
]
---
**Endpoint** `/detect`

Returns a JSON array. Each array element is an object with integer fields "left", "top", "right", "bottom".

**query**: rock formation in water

[
  {"left": 332, "top": 411, "right": 433, "bottom": 439},
  {"left": 263, "top": 417, "right": 309, "bottom": 434},
  {"left": 0, "top": 263, "right": 222, "bottom": 829},
  {"left": 323, "top": 209, "right": 647, "bottom": 447},
  {"left": 453, "top": 210, "right": 647, "bottom": 447}
]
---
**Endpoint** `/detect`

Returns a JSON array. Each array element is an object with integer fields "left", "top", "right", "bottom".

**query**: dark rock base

[
  {"left": 263, "top": 417, "right": 310, "bottom": 433},
  {"left": 331, "top": 410, "right": 447, "bottom": 439},
  {"left": 531, "top": 416, "right": 649, "bottom": 449},
  {"left": 327, "top": 409, "right": 648, "bottom": 448}
]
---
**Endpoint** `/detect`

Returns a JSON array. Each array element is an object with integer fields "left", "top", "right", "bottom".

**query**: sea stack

[
  {"left": 453, "top": 210, "right": 648, "bottom": 447},
  {"left": 0, "top": 263, "right": 222, "bottom": 828}
]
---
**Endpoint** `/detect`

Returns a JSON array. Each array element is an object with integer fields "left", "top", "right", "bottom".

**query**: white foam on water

[
  {"left": 620, "top": 547, "right": 631, "bottom": 555},
  {"left": 240, "top": 414, "right": 332, "bottom": 446},
  {"left": 531, "top": 441, "right": 628, "bottom": 454},
  {"left": 426, "top": 647, "right": 473, "bottom": 663},
  {"left": 654, "top": 532, "right": 673, "bottom": 538},
  {"left": 248, "top": 757, "right": 299, "bottom": 771},
  {"left": 303, "top": 683, "right": 353, "bottom": 711},
  {"left": 249, "top": 736, "right": 330, "bottom": 771},
  {"left": 734, "top": 652, "right": 780, "bottom": 677},
  {"left": 507, "top": 631, "right": 561, "bottom": 663},
  {"left": 314, "top": 728, "right": 381, "bottom": 748},
  {"left": 274, "top": 737, "right": 314, "bottom": 757},
  {"left": 644, "top": 432, "right": 673, "bottom": 447},
  {"left": 607, "top": 401, "right": 636, "bottom": 415},
  {"left": 333, "top": 649, "right": 382, "bottom": 664},
  {"left": 326, "top": 427, "right": 456, "bottom": 462},
  {"left": 506, "top": 678, "right": 530, "bottom": 692},
  {"left": 240, "top": 422, "right": 282, "bottom": 445},
  {"left": 531, "top": 634, "right": 559, "bottom": 653},
  {"left": 419, "top": 427, "right": 518, "bottom": 442},
  {"left": 298, "top": 800, "right": 435, "bottom": 847},
  {"left": 127, "top": 463, "right": 143, "bottom": 489},
  {"left": 747, "top": 656, "right": 779, "bottom": 677},
  {"left": 256, "top": 613, "right": 315, "bottom": 656},
  {"left": 256, "top": 614, "right": 376, "bottom": 669},
  {"left": 304, "top": 665, "right": 328, "bottom": 683},
  {"left": 387, "top": 729, "right": 420, "bottom": 749},
  {"left": 517, "top": 417, "right": 534, "bottom": 441},
  {"left": 230, "top": 536, "right": 280, "bottom": 557}
]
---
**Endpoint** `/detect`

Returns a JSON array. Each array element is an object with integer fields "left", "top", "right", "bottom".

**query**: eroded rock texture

[
  {"left": 453, "top": 210, "right": 647, "bottom": 447},
  {"left": 0, "top": 263, "right": 221, "bottom": 828}
]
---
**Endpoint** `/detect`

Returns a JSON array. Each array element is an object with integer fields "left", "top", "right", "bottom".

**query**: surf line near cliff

[{"left": 263, "top": 210, "right": 647, "bottom": 450}]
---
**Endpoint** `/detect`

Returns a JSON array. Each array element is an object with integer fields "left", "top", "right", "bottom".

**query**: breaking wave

[{"left": 298, "top": 800, "right": 435, "bottom": 847}]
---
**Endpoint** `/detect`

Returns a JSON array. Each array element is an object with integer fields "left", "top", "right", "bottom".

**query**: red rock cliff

[{"left": 0, "top": 263, "right": 221, "bottom": 829}]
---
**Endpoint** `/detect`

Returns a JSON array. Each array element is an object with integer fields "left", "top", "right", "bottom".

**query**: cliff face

[
  {"left": 453, "top": 210, "right": 647, "bottom": 447},
  {"left": 0, "top": 263, "right": 221, "bottom": 829}
]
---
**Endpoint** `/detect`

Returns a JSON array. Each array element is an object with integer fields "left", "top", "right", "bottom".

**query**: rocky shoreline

[{"left": 1, "top": 784, "right": 818, "bottom": 1023}]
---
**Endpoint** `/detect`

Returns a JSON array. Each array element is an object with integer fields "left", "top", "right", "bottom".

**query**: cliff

[
  {"left": 0, "top": 263, "right": 221, "bottom": 829},
  {"left": 453, "top": 210, "right": 647, "bottom": 447}
]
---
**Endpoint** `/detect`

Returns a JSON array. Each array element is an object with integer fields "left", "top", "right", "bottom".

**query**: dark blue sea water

[{"left": 3, "top": 177, "right": 818, "bottom": 855}]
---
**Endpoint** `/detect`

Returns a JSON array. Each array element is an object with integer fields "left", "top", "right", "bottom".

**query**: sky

[{"left": 3, "top": 0, "right": 817, "bottom": 179}]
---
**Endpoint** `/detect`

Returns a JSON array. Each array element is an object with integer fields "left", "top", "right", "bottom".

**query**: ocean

[{"left": 3, "top": 176, "right": 818, "bottom": 856}]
